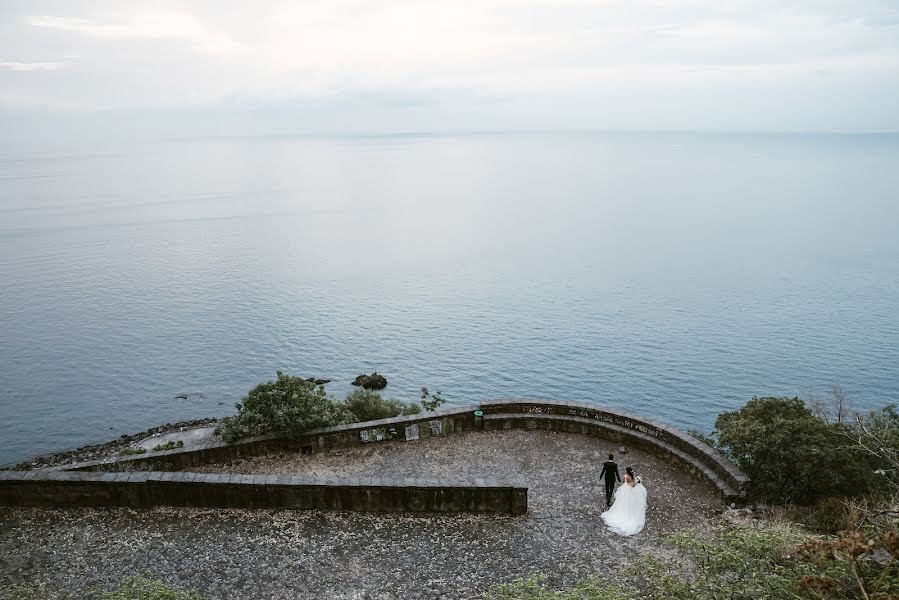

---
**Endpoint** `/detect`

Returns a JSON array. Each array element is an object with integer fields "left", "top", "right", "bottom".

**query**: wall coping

[{"left": 0, "top": 469, "right": 527, "bottom": 490}]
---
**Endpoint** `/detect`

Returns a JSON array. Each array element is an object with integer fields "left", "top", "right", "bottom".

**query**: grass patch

[
  {"left": 150, "top": 440, "right": 184, "bottom": 452},
  {"left": 118, "top": 446, "right": 147, "bottom": 456}
]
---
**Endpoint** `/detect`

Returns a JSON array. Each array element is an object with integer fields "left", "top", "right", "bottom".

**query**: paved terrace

[{"left": 0, "top": 429, "right": 721, "bottom": 599}]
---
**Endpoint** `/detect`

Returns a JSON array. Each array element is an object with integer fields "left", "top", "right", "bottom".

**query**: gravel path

[{"left": 0, "top": 430, "right": 722, "bottom": 599}]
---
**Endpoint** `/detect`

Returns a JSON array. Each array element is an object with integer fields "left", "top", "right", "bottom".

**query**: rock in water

[
  {"left": 367, "top": 373, "right": 387, "bottom": 389},
  {"left": 351, "top": 372, "right": 388, "bottom": 389}
]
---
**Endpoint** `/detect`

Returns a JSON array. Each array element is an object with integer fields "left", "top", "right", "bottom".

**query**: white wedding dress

[{"left": 600, "top": 480, "right": 647, "bottom": 536}]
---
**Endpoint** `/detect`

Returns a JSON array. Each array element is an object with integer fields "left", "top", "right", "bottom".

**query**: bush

[
  {"left": 217, "top": 372, "right": 353, "bottom": 442},
  {"left": 342, "top": 388, "right": 421, "bottom": 422},
  {"left": 798, "top": 529, "right": 899, "bottom": 599},
  {"left": 713, "top": 397, "right": 878, "bottom": 505},
  {"left": 800, "top": 497, "right": 853, "bottom": 534}
]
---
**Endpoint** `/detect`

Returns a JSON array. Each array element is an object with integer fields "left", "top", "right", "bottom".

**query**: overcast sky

[{"left": 1, "top": 0, "right": 898, "bottom": 139}]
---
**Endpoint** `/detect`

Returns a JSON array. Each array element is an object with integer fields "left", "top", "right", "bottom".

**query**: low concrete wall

[
  {"left": 479, "top": 399, "right": 749, "bottom": 500},
  {"left": 62, "top": 405, "right": 480, "bottom": 474},
  {"left": 0, "top": 470, "right": 527, "bottom": 515}
]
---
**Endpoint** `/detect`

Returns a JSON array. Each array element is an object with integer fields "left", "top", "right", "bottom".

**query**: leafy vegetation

[
  {"left": 487, "top": 521, "right": 899, "bottom": 600},
  {"left": 119, "top": 446, "right": 147, "bottom": 456},
  {"left": 420, "top": 387, "right": 446, "bottom": 412},
  {"left": 485, "top": 575, "right": 628, "bottom": 600},
  {"left": 150, "top": 440, "right": 184, "bottom": 452},
  {"left": 93, "top": 577, "right": 204, "bottom": 600},
  {"left": 710, "top": 396, "right": 881, "bottom": 505},
  {"left": 217, "top": 372, "right": 448, "bottom": 442},
  {"left": 342, "top": 388, "right": 421, "bottom": 422},
  {"left": 0, "top": 583, "right": 52, "bottom": 600},
  {"left": 217, "top": 371, "right": 355, "bottom": 442},
  {"left": 0, "top": 577, "right": 203, "bottom": 600}
]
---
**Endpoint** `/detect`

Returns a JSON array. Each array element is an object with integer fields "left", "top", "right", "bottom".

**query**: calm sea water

[{"left": 1, "top": 132, "right": 898, "bottom": 466}]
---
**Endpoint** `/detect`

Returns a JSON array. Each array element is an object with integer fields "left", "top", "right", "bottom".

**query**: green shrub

[
  {"left": 217, "top": 371, "right": 353, "bottom": 442},
  {"left": 342, "top": 388, "right": 420, "bottom": 422},
  {"left": 713, "top": 397, "right": 878, "bottom": 505}
]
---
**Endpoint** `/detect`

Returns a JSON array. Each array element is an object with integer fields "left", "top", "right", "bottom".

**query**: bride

[{"left": 600, "top": 467, "right": 647, "bottom": 536}]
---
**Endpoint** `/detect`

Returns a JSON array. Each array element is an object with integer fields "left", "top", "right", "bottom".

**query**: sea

[{"left": 1, "top": 132, "right": 898, "bottom": 466}]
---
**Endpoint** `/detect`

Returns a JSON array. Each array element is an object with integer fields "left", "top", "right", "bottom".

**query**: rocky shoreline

[{"left": 3, "top": 417, "right": 220, "bottom": 471}]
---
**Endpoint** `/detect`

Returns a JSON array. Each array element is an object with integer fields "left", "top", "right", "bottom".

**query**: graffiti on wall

[{"left": 521, "top": 405, "right": 664, "bottom": 438}]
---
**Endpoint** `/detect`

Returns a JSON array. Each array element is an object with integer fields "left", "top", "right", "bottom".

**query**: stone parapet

[{"left": 0, "top": 470, "right": 527, "bottom": 514}]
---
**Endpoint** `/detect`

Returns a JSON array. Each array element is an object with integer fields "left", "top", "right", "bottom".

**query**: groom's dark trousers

[{"left": 599, "top": 460, "right": 621, "bottom": 506}]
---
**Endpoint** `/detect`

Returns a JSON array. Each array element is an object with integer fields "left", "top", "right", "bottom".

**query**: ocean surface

[{"left": 1, "top": 132, "right": 898, "bottom": 466}]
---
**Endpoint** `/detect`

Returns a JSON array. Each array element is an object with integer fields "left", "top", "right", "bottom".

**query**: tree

[
  {"left": 217, "top": 372, "right": 353, "bottom": 442},
  {"left": 854, "top": 404, "right": 899, "bottom": 491},
  {"left": 714, "top": 397, "right": 876, "bottom": 505}
]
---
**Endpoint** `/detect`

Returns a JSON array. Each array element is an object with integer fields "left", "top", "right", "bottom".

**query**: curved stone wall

[{"left": 478, "top": 399, "right": 749, "bottom": 501}]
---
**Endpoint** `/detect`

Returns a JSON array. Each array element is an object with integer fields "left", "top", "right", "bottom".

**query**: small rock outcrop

[
  {"left": 305, "top": 377, "right": 331, "bottom": 386},
  {"left": 351, "top": 372, "right": 388, "bottom": 390}
]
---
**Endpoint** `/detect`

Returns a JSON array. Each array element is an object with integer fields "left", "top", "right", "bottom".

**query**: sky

[{"left": 1, "top": 0, "right": 899, "bottom": 140}]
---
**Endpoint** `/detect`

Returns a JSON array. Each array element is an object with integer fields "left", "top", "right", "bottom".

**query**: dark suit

[{"left": 599, "top": 460, "right": 621, "bottom": 506}]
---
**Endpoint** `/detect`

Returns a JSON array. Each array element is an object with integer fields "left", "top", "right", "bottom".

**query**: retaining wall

[{"left": 62, "top": 405, "right": 481, "bottom": 473}]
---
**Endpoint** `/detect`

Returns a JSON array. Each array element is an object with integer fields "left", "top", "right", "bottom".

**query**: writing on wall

[{"left": 521, "top": 405, "right": 663, "bottom": 438}]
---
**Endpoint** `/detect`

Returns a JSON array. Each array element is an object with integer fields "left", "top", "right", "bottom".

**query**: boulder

[{"left": 351, "top": 372, "right": 388, "bottom": 390}]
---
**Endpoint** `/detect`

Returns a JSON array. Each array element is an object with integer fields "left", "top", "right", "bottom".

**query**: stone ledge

[{"left": 0, "top": 470, "right": 527, "bottom": 515}]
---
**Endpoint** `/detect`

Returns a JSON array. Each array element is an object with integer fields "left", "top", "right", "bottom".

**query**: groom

[{"left": 599, "top": 453, "right": 621, "bottom": 507}]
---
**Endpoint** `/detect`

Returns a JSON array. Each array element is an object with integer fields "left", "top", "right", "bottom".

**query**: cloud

[
  {"left": 0, "top": 60, "right": 64, "bottom": 72},
  {"left": 26, "top": 13, "right": 243, "bottom": 56},
  {"left": 0, "top": 0, "right": 897, "bottom": 131}
]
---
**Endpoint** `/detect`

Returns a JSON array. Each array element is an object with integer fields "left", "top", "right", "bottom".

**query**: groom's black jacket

[{"left": 600, "top": 460, "right": 620, "bottom": 483}]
